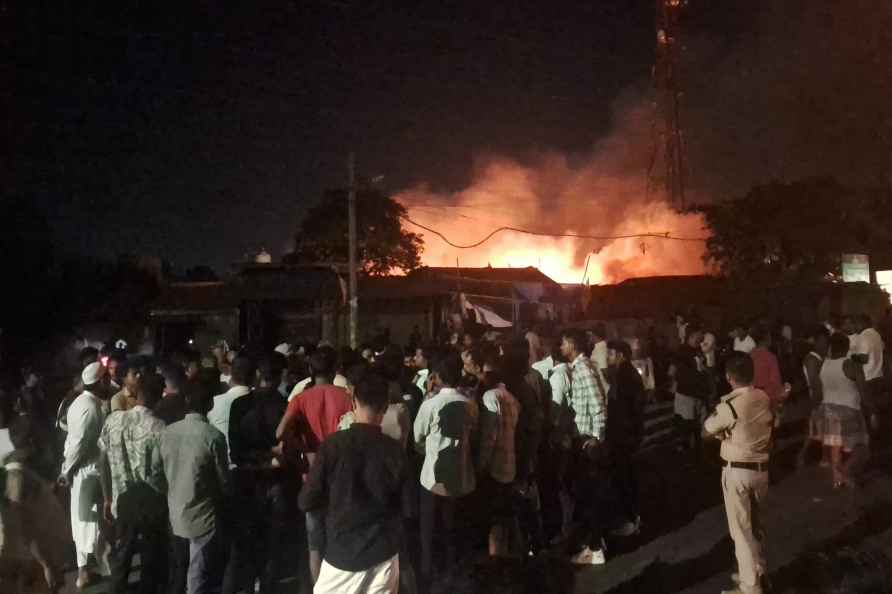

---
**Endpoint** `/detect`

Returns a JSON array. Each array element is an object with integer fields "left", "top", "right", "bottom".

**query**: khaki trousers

[{"left": 721, "top": 466, "right": 769, "bottom": 593}]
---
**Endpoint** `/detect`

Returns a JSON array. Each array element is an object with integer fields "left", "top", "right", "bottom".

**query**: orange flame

[{"left": 396, "top": 99, "right": 710, "bottom": 285}]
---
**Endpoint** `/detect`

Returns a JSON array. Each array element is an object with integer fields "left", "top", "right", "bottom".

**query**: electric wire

[{"left": 401, "top": 216, "right": 709, "bottom": 249}]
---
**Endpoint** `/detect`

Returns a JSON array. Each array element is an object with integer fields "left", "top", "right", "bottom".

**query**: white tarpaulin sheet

[{"left": 460, "top": 293, "right": 512, "bottom": 328}]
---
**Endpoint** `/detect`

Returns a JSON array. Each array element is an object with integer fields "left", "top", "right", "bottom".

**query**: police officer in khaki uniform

[{"left": 703, "top": 353, "right": 773, "bottom": 594}]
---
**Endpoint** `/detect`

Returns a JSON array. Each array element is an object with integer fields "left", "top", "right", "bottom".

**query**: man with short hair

[
  {"left": 842, "top": 315, "right": 859, "bottom": 352},
  {"left": 106, "top": 352, "right": 127, "bottom": 394},
  {"left": 208, "top": 355, "right": 254, "bottom": 455},
  {"left": 546, "top": 336, "right": 574, "bottom": 541},
  {"left": 561, "top": 329, "right": 609, "bottom": 565},
  {"left": 183, "top": 350, "right": 202, "bottom": 383},
  {"left": 703, "top": 353, "right": 773, "bottom": 594},
  {"left": 749, "top": 325, "right": 787, "bottom": 408},
  {"left": 590, "top": 324, "right": 609, "bottom": 380},
  {"left": 110, "top": 360, "right": 141, "bottom": 413},
  {"left": 796, "top": 325, "right": 831, "bottom": 468},
  {"left": 530, "top": 331, "right": 555, "bottom": 381},
  {"left": 673, "top": 326, "right": 710, "bottom": 457},
  {"left": 155, "top": 362, "right": 188, "bottom": 425},
  {"left": 562, "top": 329, "right": 608, "bottom": 445},
  {"left": 299, "top": 374, "right": 405, "bottom": 594},
  {"left": 732, "top": 326, "right": 756, "bottom": 354},
  {"left": 605, "top": 340, "right": 645, "bottom": 538},
  {"left": 224, "top": 354, "right": 290, "bottom": 594},
  {"left": 98, "top": 373, "right": 167, "bottom": 594},
  {"left": 60, "top": 362, "right": 111, "bottom": 589},
  {"left": 467, "top": 354, "right": 520, "bottom": 557},
  {"left": 286, "top": 345, "right": 348, "bottom": 401},
  {"left": 276, "top": 347, "right": 353, "bottom": 585},
  {"left": 158, "top": 383, "right": 230, "bottom": 594},
  {"left": 412, "top": 344, "right": 436, "bottom": 397},
  {"left": 413, "top": 353, "right": 479, "bottom": 580}
]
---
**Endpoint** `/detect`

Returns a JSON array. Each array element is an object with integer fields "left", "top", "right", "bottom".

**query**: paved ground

[
  {"left": 578, "top": 451, "right": 892, "bottom": 594},
  {"left": 61, "top": 399, "right": 892, "bottom": 594}
]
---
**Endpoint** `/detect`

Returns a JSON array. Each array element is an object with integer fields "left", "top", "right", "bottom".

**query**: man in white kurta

[{"left": 60, "top": 362, "right": 110, "bottom": 586}]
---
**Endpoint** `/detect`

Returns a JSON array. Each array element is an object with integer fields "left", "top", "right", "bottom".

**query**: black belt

[{"left": 725, "top": 460, "right": 769, "bottom": 472}]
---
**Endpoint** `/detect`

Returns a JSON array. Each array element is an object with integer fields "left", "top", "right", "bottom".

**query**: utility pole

[{"left": 347, "top": 152, "right": 359, "bottom": 348}]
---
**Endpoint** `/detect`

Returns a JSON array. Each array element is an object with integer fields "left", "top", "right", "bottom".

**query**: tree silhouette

[
  {"left": 697, "top": 178, "right": 892, "bottom": 283},
  {"left": 286, "top": 188, "right": 423, "bottom": 275}
]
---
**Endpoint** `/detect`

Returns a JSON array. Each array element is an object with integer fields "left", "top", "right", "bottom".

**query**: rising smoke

[
  {"left": 395, "top": 97, "right": 710, "bottom": 284},
  {"left": 396, "top": 0, "right": 892, "bottom": 285}
]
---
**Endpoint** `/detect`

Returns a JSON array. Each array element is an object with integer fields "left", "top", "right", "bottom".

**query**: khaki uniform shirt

[{"left": 704, "top": 386, "right": 773, "bottom": 463}]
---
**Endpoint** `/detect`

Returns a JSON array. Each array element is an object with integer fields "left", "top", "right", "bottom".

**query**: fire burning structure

[{"left": 396, "top": 0, "right": 707, "bottom": 287}]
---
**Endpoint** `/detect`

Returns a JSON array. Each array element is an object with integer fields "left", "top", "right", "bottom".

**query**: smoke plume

[{"left": 395, "top": 97, "right": 709, "bottom": 284}]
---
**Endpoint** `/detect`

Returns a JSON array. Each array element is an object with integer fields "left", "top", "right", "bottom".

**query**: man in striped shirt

[{"left": 561, "top": 329, "right": 609, "bottom": 566}]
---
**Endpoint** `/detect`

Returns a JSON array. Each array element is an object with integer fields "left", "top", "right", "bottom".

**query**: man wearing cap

[
  {"left": 60, "top": 361, "right": 112, "bottom": 589},
  {"left": 703, "top": 353, "right": 774, "bottom": 594}
]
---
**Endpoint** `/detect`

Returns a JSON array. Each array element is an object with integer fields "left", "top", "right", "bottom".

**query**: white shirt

[
  {"left": 855, "top": 327, "right": 885, "bottom": 381},
  {"left": 287, "top": 374, "right": 348, "bottom": 402},
  {"left": 0, "top": 428, "right": 13, "bottom": 461},
  {"left": 548, "top": 361, "right": 574, "bottom": 447},
  {"left": 820, "top": 358, "right": 861, "bottom": 410},
  {"left": 413, "top": 387, "right": 478, "bottom": 497},
  {"left": 62, "top": 390, "right": 105, "bottom": 476},
  {"left": 590, "top": 341, "right": 608, "bottom": 371},
  {"left": 413, "top": 369, "right": 429, "bottom": 397},
  {"left": 208, "top": 385, "right": 251, "bottom": 453},
  {"left": 531, "top": 356, "right": 554, "bottom": 381},
  {"left": 733, "top": 336, "right": 756, "bottom": 353},
  {"left": 549, "top": 362, "right": 571, "bottom": 407}
]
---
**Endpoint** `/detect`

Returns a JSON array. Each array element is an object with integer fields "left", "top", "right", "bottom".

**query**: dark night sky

[{"left": 5, "top": 1, "right": 890, "bottom": 272}]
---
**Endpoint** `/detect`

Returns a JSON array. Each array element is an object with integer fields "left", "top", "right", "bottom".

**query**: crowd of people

[{"left": 0, "top": 309, "right": 887, "bottom": 594}]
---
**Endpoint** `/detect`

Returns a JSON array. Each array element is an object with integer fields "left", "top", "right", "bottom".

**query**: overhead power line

[{"left": 401, "top": 216, "right": 709, "bottom": 249}]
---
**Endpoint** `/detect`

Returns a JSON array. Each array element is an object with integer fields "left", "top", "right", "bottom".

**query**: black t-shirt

[
  {"left": 228, "top": 387, "right": 286, "bottom": 468},
  {"left": 298, "top": 423, "right": 405, "bottom": 571}
]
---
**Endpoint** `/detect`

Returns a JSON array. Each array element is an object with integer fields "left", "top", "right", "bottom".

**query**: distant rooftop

[{"left": 411, "top": 265, "right": 561, "bottom": 287}]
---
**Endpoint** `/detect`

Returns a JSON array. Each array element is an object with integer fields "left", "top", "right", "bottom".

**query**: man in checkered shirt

[
  {"left": 560, "top": 328, "right": 610, "bottom": 566},
  {"left": 566, "top": 340, "right": 608, "bottom": 442}
]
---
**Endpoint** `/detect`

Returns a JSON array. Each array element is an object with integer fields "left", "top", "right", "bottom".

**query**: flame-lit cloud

[{"left": 395, "top": 98, "right": 710, "bottom": 284}]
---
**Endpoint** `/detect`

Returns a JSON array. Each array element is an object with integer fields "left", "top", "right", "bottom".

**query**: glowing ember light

[{"left": 396, "top": 100, "right": 711, "bottom": 284}]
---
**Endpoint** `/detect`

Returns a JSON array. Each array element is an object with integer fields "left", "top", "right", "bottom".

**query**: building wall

[
  {"left": 153, "top": 312, "right": 239, "bottom": 355},
  {"left": 360, "top": 298, "right": 435, "bottom": 346}
]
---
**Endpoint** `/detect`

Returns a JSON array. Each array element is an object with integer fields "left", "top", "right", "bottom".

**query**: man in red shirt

[
  {"left": 276, "top": 347, "right": 352, "bottom": 585},
  {"left": 749, "top": 325, "right": 788, "bottom": 409}
]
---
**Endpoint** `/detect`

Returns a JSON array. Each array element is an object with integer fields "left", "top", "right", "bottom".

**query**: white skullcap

[
  {"left": 82, "top": 362, "right": 104, "bottom": 385},
  {"left": 274, "top": 343, "right": 292, "bottom": 356}
]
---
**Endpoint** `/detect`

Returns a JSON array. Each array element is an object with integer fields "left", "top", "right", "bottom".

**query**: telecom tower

[{"left": 647, "top": 0, "right": 688, "bottom": 210}]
